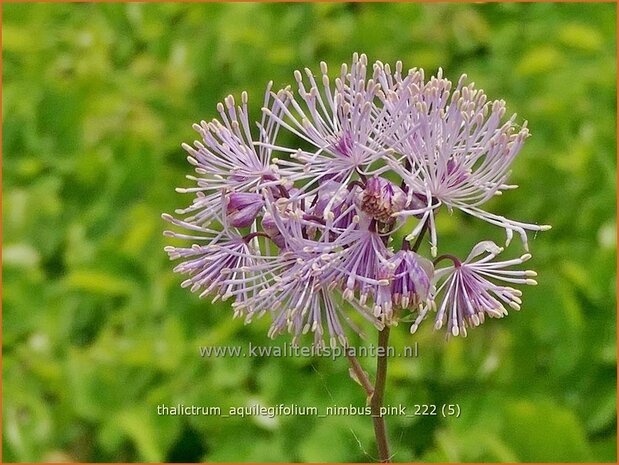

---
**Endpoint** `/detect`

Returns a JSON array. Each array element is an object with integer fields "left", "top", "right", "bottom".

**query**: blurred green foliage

[{"left": 2, "top": 2, "right": 616, "bottom": 462}]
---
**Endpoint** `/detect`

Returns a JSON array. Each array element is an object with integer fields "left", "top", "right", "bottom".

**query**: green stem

[
  {"left": 411, "top": 219, "right": 429, "bottom": 252},
  {"left": 371, "top": 327, "right": 391, "bottom": 462},
  {"left": 347, "top": 217, "right": 430, "bottom": 462}
]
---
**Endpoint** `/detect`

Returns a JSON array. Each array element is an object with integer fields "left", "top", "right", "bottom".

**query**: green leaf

[
  {"left": 65, "top": 270, "right": 133, "bottom": 295},
  {"left": 516, "top": 46, "right": 564, "bottom": 76},
  {"left": 503, "top": 400, "right": 592, "bottom": 462},
  {"left": 558, "top": 23, "right": 604, "bottom": 51}
]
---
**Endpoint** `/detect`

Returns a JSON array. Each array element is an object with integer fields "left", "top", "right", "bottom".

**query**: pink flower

[
  {"left": 164, "top": 55, "right": 549, "bottom": 346},
  {"left": 411, "top": 241, "right": 538, "bottom": 337}
]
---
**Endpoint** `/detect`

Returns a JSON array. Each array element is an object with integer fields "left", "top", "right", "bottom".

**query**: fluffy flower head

[{"left": 163, "top": 54, "right": 549, "bottom": 346}]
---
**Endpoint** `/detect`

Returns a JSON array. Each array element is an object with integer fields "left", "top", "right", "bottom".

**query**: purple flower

[
  {"left": 162, "top": 214, "right": 261, "bottom": 304},
  {"left": 370, "top": 249, "right": 433, "bottom": 324},
  {"left": 390, "top": 250, "right": 433, "bottom": 311},
  {"left": 327, "top": 222, "right": 392, "bottom": 305},
  {"left": 247, "top": 254, "right": 380, "bottom": 348},
  {"left": 386, "top": 71, "right": 550, "bottom": 255},
  {"left": 226, "top": 192, "right": 264, "bottom": 227},
  {"left": 228, "top": 196, "right": 381, "bottom": 347},
  {"left": 262, "top": 54, "right": 408, "bottom": 205},
  {"left": 411, "top": 241, "right": 538, "bottom": 337},
  {"left": 164, "top": 54, "right": 549, "bottom": 347},
  {"left": 170, "top": 85, "right": 287, "bottom": 227}
]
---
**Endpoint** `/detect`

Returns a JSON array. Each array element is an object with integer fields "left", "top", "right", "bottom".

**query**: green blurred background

[{"left": 2, "top": 2, "right": 617, "bottom": 462}]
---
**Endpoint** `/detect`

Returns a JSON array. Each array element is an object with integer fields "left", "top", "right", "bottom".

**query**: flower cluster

[{"left": 164, "top": 53, "right": 549, "bottom": 347}]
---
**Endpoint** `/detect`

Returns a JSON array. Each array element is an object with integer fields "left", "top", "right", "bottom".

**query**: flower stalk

[{"left": 372, "top": 326, "right": 391, "bottom": 462}]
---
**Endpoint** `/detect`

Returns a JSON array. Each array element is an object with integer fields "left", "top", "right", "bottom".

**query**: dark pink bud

[
  {"left": 261, "top": 212, "right": 286, "bottom": 248},
  {"left": 226, "top": 192, "right": 264, "bottom": 227}
]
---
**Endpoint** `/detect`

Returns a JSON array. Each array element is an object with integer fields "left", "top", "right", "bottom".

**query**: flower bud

[
  {"left": 226, "top": 192, "right": 264, "bottom": 227},
  {"left": 313, "top": 181, "right": 355, "bottom": 228},
  {"left": 390, "top": 250, "right": 433, "bottom": 310},
  {"left": 261, "top": 212, "right": 286, "bottom": 248}
]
